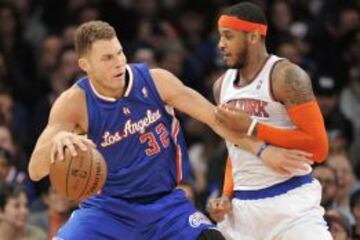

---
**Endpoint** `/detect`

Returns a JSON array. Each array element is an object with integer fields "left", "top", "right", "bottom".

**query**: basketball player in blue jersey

[{"left": 28, "top": 21, "right": 313, "bottom": 240}]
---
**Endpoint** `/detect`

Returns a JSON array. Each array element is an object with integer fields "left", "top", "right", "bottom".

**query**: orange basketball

[{"left": 49, "top": 146, "right": 107, "bottom": 201}]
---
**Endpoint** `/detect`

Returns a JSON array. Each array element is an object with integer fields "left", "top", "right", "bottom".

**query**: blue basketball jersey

[
  {"left": 76, "top": 63, "right": 190, "bottom": 203},
  {"left": 55, "top": 64, "right": 217, "bottom": 240}
]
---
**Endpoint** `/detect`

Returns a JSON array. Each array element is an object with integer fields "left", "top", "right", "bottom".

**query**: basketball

[{"left": 49, "top": 146, "right": 107, "bottom": 201}]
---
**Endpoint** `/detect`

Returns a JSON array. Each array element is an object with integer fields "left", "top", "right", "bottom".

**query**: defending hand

[
  {"left": 207, "top": 196, "right": 232, "bottom": 222},
  {"left": 261, "top": 146, "right": 314, "bottom": 176}
]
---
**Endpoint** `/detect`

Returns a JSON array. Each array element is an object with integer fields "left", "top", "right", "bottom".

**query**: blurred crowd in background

[{"left": 0, "top": 0, "right": 359, "bottom": 239}]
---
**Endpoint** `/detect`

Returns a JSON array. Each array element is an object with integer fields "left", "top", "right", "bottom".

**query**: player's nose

[
  {"left": 218, "top": 40, "right": 226, "bottom": 52},
  {"left": 115, "top": 55, "right": 126, "bottom": 69}
]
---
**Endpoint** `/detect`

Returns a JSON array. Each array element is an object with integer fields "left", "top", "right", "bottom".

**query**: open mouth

[{"left": 113, "top": 72, "right": 124, "bottom": 78}]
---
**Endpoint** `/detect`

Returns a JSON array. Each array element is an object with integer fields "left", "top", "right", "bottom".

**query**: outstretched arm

[
  {"left": 150, "top": 68, "right": 261, "bottom": 153},
  {"left": 151, "top": 68, "right": 313, "bottom": 175}
]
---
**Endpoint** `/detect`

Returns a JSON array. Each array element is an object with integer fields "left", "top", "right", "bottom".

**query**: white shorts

[{"left": 218, "top": 179, "right": 333, "bottom": 240}]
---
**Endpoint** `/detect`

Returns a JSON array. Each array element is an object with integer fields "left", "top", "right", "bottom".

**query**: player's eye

[
  {"left": 224, "top": 34, "right": 233, "bottom": 40},
  {"left": 102, "top": 55, "right": 113, "bottom": 61}
]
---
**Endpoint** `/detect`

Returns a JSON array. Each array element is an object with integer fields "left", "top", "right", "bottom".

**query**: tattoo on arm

[{"left": 283, "top": 63, "right": 315, "bottom": 107}]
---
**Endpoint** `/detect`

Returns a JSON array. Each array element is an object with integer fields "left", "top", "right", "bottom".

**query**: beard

[{"left": 232, "top": 44, "right": 249, "bottom": 69}]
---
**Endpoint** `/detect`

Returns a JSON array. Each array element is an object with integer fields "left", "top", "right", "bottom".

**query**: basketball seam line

[
  {"left": 66, "top": 152, "right": 74, "bottom": 198},
  {"left": 78, "top": 149, "right": 93, "bottom": 200}
]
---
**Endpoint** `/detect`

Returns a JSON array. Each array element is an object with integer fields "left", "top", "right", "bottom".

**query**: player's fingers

[
  {"left": 211, "top": 211, "right": 226, "bottom": 222},
  {"left": 283, "top": 159, "right": 309, "bottom": 171},
  {"left": 288, "top": 150, "right": 314, "bottom": 164},
  {"left": 219, "top": 198, "right": 229, "bottom": 209},
  {"left": 290, "top": 149, "right": 313, "bottom": 158},
  {"left": 50, "top": 144, "right": 57, "bottom": 164},
  {"left": 206, "top": 200, "right": 215, "bottom": 212},
  {"left": 64, "top": 138, "right": 78, "bottom": 157},
  {"left": 56, "top": 142, "right": 65, "bottom": 161},
  {"left": 286, "top": 151, "right": 314, "bottom": 165},
  {"left": 207, "top": 199, "right": 220, "bottom": 211},
  {"left": 72, "top": 137, "right": 88, "bottom": 151},
  {"left": 81, "top": 137, "right": 96, "bottom": 148},
  {"left": 277, "top": 166, "right": 292, "bottom": 176},
  {"left": 213, "top": 216, "right": 225, "bottom": 222}
]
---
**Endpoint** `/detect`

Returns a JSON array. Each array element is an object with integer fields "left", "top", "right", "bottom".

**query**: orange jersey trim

[{"left": 222, "top": 157, "right": 234, "bottom": 198}]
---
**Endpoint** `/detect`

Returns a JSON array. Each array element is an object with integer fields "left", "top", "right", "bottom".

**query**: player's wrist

[
  {"left": 246, "top": 119, "right": 258, "bottom": 136},
  {"left": 253, "top": 122, "right": 260, "bottom": 137},
  {"left": 256, "top": 142, "right": 270, "bottom": 158}
]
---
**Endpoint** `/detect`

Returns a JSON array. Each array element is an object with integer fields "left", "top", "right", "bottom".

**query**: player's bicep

[
  {"left": 29, "top": 88, "right": 85, "bottom": 180},
  {"left": 150, "top": 68, "right": 185, "bottom": 105},
  {"left": 151, "top": 68, "right": 216, "bottom": 126},
  {"left": 34, "top": 88, "right": 83, "bottom": 148},
  {"left": 274, "top": 62, "right": 315, "bottom": 109}
]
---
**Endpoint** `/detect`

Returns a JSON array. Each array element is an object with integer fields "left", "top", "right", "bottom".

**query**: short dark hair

[
  {"left": 0, "top": 183, "right": 25, "bottom": 210},
  {"left": 221, "top": 2, "right": 267, "bottom": 25}
]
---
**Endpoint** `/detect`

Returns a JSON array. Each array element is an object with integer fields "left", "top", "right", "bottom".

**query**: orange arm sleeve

[
  {"left": 222, "top": 157, "right": 234, "bottom": 198},
  {"left": 256, "top": 101, "right": 328, "bottom": 162}
]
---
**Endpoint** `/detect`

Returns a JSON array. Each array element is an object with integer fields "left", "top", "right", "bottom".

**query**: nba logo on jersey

[
  {"left": 142, "top": 87, "right": 148, "bottom": 98},
  {"left": 123, "top": 107, "right": 131, "bottom": 115},
  {"left": 256, "top": 79, "right": 263, "bottom": 90}
]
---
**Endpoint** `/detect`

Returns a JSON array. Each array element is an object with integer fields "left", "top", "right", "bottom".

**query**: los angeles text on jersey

[
  {"left": 101, "top": 109, "right": 162, "bottom": 147},
  {"left": 226, "top": 98, "right": 269, "bottom": 118}
]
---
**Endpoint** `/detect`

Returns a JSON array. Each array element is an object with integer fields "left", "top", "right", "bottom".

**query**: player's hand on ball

[
  {"left": 207, "top": 196, "right": 232, "bottom": 222},
  {"left": 51, "top": 131, "right": 96, "bottom": 163},
  {"left": 261, "top": 146, "right": 313, "bottom": 175}
]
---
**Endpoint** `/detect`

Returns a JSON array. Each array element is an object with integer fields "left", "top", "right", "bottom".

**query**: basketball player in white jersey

[{"left": 208, "top": 2, "right": 332, "bottom": 240}]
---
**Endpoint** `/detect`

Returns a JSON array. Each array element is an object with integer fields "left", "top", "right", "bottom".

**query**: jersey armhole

[{"left": 138, "top": 64, "right": 169, "bottom": 112}]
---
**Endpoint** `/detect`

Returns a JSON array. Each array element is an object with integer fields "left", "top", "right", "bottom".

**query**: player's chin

[
  {"left": 223, "top": 58, "right": 236, "bottom": 68},
  {"left": 225, "top": 61, "right": 236, "bottom": 68},
  {"left": 111, "top": 76, "right": 125, "bottom": 86}
]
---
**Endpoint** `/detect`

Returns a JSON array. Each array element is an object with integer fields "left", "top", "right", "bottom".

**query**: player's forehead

[
  {"left": 91, "top": 37, "right": 122, "bottom": 55},
  {"left": 218, "top": 27, "right": 241, "bottom": 36}
]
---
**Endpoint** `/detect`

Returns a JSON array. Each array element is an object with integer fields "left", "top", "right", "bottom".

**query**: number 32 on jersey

[{"left": 140, "top": 123, "right": 170, "bottom": 156}]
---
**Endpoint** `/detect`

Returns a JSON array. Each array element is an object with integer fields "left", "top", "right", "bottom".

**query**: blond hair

[{"left": 74, "top": 21, "right": 116, "bottom": 56}]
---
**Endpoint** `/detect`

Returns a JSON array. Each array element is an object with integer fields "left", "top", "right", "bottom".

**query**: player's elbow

[
  {"left": 28, "top": 165, "right": 42, "bottom": 181},
  {"left": 29, "top": 172, "right": 42, "bottom": 182},
  {"left": 312, "top": 136, "right": 329, "bottom": 163},
  {"left": 28, "top": 158, "right": 48, "bottom": 181}
]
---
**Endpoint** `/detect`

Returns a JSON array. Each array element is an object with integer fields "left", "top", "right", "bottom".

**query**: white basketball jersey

[{"left": 220, "top": 55, "right": 310, "bottom": 190}]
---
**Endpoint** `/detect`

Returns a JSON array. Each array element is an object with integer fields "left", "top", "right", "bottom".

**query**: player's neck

[
  {"left": 88, "top": 75, "right": 127, "bottom": 100},
  {"left": 240, "top": 48, "right": 269, "bottom": 84}
]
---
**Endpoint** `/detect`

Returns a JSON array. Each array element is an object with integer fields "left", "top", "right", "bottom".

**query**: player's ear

[
  {"left": 78, "top": 58, "right": 89, "bottom": 72},
  {"left": 248, "top": 31, "right": 261, "bottom": 44}
]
